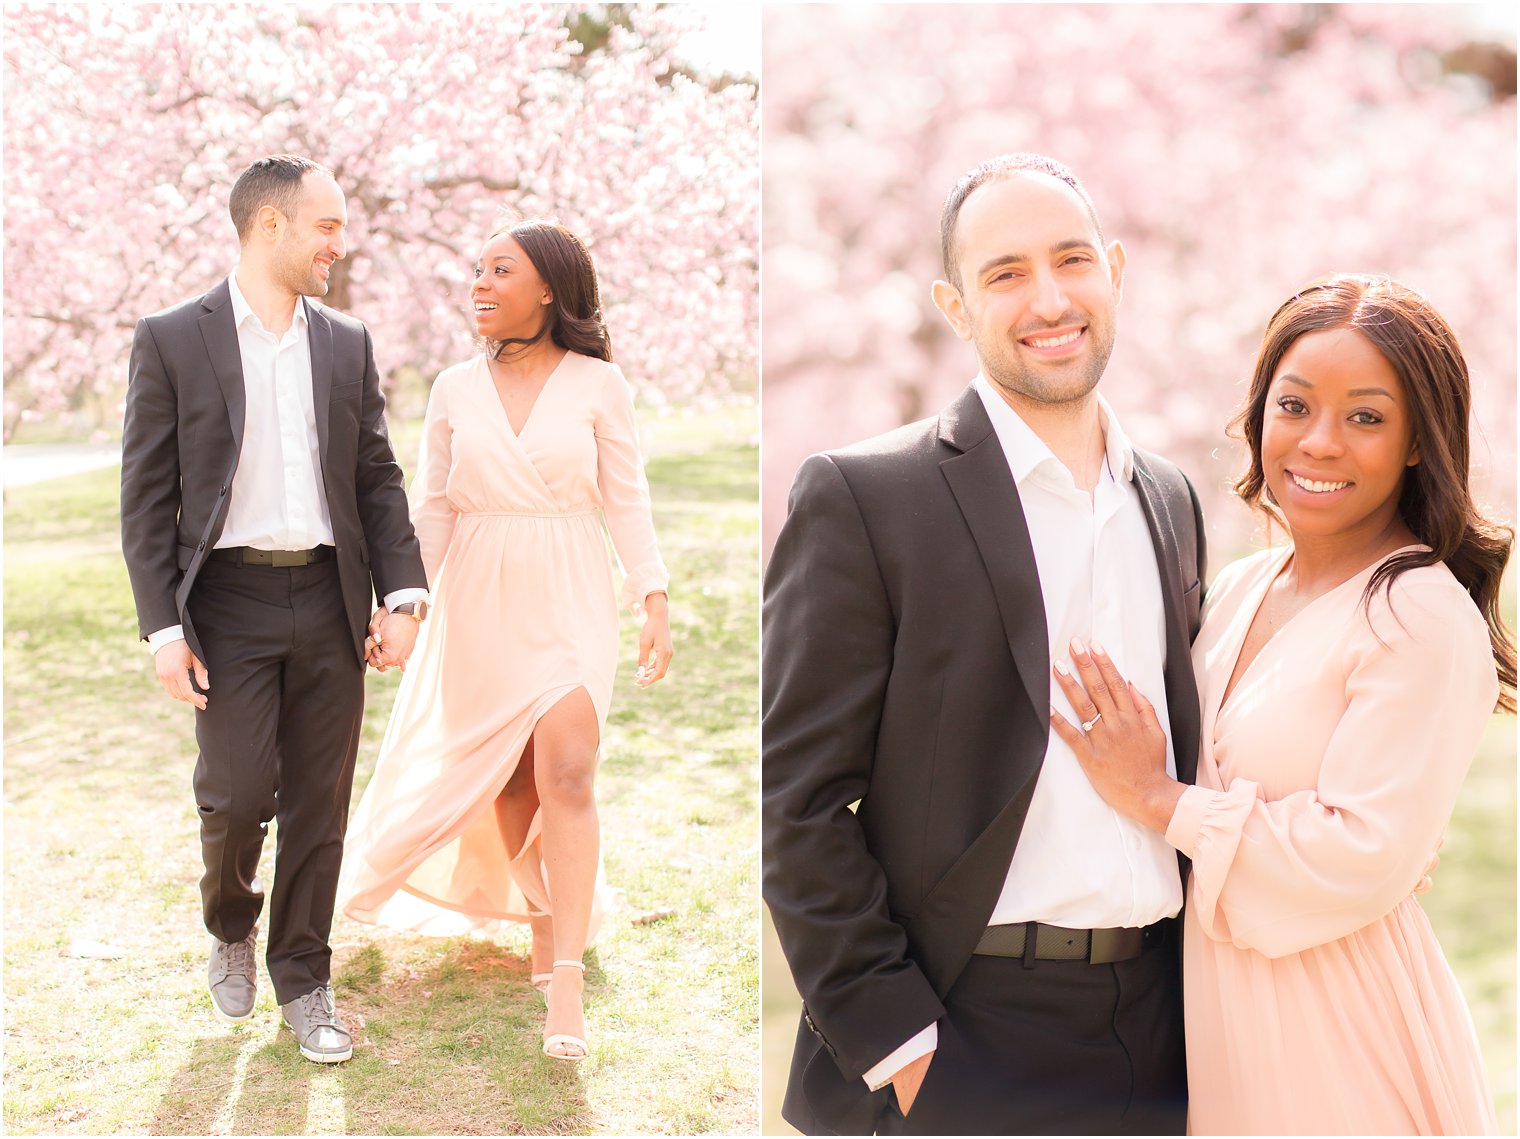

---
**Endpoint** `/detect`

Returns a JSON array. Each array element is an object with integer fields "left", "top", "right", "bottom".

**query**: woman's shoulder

[
  {"left": 1208, "top": 545, "right": 1288, "bottom": 599},
  {"left": 1367, "top": 555, "right": 1488, "bottom": 647},
  {"left": 562, "top": 350, "right": 625, "bottom": 381},
  {"left": 434, "top": 354, "right": 486, "bottom": 385},
  {"left": 426, "top": 356, "right": 487, "bottom": 404}
]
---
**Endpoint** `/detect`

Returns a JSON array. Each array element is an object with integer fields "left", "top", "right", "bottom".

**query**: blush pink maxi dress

[
  {"left": 1168, "top": 545, "right": 1497, "bottom": 1135},
  {"left": 339, "top": 351, "right": 668, "bottom": 938}
]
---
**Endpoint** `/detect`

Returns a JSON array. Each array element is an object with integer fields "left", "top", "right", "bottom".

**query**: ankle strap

[{"left": 553, "top": 959, "right": 585, "bottom": 971}]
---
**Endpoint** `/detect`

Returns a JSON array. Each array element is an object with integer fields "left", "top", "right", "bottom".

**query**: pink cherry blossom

[
  {"left": 2, "top": 3, "right": 757, "bottom": 441},
  {"left": 760, "top": 4, "right": 1515, "bottom": 559}
]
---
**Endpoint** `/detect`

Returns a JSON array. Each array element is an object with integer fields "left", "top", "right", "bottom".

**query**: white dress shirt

[
  {"left": 864, "top": 375, "right": 1183, "bottom": 1089},
  {"left": 218, "top": 271, "right": 334, "bottom": 552},
  {"left": 148, "top": 272, "right": 423, "bottom": 651}
]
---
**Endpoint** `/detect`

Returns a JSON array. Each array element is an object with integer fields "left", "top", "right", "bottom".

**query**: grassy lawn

[
  {"left": 761, "top": 580, "right": 1518, "bottom": 1136},
  {"left": 2, "top": 403, "right": 760, "bottom": 1136}
]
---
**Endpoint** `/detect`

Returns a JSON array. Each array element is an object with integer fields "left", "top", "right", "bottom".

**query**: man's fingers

[
  {"left": 179, "top": 669, "right": 208, "bottom": 710},
  {"left": 192, "top": 654, "right": 209, "bottom": 691}
]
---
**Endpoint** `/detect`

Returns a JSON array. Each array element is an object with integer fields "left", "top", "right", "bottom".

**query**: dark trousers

[
  {"left": 188, "top": 557, "right": 365, "bottom": 1004},
  {"left": 876, "top": 932, "right": 1185, "bottom": 1136}
]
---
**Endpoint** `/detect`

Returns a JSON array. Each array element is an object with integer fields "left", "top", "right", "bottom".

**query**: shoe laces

[
  {"left": 216, "top": 932, "right": 256, "bottom": 978},
  {"left": 297, "top": 986, "right": 338, "bottom": 1026}
]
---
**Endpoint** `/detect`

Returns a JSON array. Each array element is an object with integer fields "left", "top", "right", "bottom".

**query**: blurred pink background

[{"left": 761, "top": 3, "right": 1517, "bottom": 566}]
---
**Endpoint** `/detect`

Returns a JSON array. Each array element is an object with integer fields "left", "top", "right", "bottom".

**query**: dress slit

[{"left": 338, "top": 351, "right": 665, "bottom": 945}]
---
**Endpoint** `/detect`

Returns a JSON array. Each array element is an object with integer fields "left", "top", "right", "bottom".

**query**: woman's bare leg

[{"left": 532, "top": 688, "right": 600, "bottom": 1053}]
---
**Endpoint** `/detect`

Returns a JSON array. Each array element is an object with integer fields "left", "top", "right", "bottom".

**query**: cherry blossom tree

[
  {"left": 761, "top": 3, "right": 1516, "bottom": 559},
  {"left": 2, "top": 2, "right": 758, "bottom": 441}
]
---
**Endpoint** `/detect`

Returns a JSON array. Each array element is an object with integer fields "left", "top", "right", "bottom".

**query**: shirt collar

[
  {"left": 972, "top": 372, "right": 1135, "bottom": 486},
  {"left": 227, "top": 271, "right": 308, "bottom": 334}
]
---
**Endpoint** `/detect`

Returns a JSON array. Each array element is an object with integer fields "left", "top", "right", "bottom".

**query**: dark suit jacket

[
  {"left": 120, "top": 278, "right": 426, "bottom": 664},
  {"left": 761, "top": 385, "right": 1205, "bottom": 1135}
]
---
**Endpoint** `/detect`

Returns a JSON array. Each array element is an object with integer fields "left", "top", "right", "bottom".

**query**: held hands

[
  {"left": 1048, "top": 638, "right": 1183, "bottom": 834},
  {"left": 154, "top": 638, "right": 209, "bottom": 710},
  {"left": 365, "top": 606, "right": 420, "bottom": 673},
  {"left": 634, "top": 592, "right": 673, "bottom": 688}
]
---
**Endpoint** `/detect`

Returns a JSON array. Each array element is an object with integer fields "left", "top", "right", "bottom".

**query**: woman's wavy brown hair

[
  {"left": 484, "top": 219, "right": 612, "bottom": 364},
  {"left": 1229, "top": 273, "right": 1515, "bottom": 712}
]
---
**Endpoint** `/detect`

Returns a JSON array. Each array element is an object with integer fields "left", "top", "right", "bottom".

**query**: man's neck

[
  {"left": 990, "top": 383, "right": 1107, "bottom": 492},
  {"left": 234, "top": 263, "right": 300, "bottom": 336}
]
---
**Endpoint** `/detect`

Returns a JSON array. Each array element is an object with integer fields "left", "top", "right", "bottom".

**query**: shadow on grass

[
  {"left": 149, "top": 1032, "right": 312, "bottom": 1136},
  {"left": 332, "top": 938, "right": 598, "bottom": 1136},
  {"left": 142, "top": 940, "right": 602, "bottom": 1136}
]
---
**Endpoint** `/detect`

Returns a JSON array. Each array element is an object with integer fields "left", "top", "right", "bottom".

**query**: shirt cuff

[
  {"left": 147, "top": 626, "right": 186, "bottom": 653},
  {"left": 382, "top": 587, "right": 429, "bottom": 613},
  {"left": 862, "top": 1022, "right": 938, "bottom": 1091}
]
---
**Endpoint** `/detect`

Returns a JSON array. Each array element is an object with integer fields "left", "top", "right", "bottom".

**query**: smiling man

[
  {"left": 762, "top": 153, "right": 1208, "bottom": 1134},
  {"left": 120, "top": 154, "right": 428, "bottom": 1063}
]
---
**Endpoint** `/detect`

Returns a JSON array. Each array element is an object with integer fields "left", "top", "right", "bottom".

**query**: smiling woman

[
  {"left": 1050, "top": 272, "right": 1516, "bottom": 1134},
  {"left": 337, "top": 218, "right": 672, "bottom": 1066},
  {"left": 1259, "top": 326, "right": 1419, "bottom": 542}
]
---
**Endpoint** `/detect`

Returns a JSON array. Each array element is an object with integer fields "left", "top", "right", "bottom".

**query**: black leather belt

[
  {"left": 209, "top": 545, "right": 334, "bottom": 567},
  {"left": 973, "top": 919, "right": 1171, "bottom": 965}
]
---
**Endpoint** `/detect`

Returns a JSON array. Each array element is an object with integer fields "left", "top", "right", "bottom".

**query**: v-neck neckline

[
  {"left": 485, "top": 350, "right": 568, "bottom": 439},
  {"left": 1215, "top": 543, "right": 1426, "bottom": 717}
]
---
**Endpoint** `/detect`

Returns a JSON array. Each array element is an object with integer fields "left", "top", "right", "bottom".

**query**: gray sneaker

[
  {"left": 281, "top": 985, "right": 353, "bottom": 1063},
  {"left": 207, "top": 926, "right": 258, "bottom": 1024}
]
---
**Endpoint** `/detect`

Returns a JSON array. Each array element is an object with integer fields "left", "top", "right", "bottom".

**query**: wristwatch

[{"left": 392, "top": 601, "right": 429, "bottom": 622}]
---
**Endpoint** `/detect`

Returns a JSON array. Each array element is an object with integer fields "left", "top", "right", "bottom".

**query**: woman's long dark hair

[
  {"left": 1230, "top": 273, "right": 1515, "bottom": 713},
  {"left": 484, "top": 219, "right": 613, "bottom": 363}
]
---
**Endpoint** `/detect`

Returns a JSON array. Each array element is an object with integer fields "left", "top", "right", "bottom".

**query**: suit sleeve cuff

[
  {"left": 862, "top": 1022, "right": 938, "bottom": 1091},
  {"left": 382, "top": 587, "right": 429, "bottom": 612},
  {"left": 147, "top": 626, "right": 185, "bottom": 653}
]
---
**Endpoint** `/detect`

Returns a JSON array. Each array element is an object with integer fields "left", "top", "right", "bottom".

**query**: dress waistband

[{"left": 458, "top": 509, "right": 598, "bottom": 519}]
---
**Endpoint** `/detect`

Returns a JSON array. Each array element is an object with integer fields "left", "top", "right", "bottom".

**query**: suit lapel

[
  {"left": 306, "top": 299, "right": 334, "bottom": 458},
  {"left": 1131, "top": 450, "right": 1199, "bottom": 786},
  {"left": 198, "top": 280, "right": 245, "bottom": 451},
  {"left": 937, "top": 387, "right": 1049, "bottom": 720}
]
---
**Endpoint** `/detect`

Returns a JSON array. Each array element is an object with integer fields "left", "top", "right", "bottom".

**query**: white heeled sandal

[{"left": 541, "top": 960, "right": 588, "bottom": 1062}]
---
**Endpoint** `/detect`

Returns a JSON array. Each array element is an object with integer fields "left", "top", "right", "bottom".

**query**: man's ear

[
  {"left": 253, "top": 204, "right": 284, "bottom": 243},
  {"left": 1106, "top": 239, "right": 1126, "bottom": 303},
  {"left": 931, "top": 279, "right": 973, "bottom": 342}
]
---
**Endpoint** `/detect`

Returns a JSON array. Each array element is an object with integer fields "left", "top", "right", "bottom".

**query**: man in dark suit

[
  {"left": 120, "top": 154, "right": 428, "bottom": 1063},
  {"left": 763, "top": 154, "right": 1206, "bottom": 1134}
]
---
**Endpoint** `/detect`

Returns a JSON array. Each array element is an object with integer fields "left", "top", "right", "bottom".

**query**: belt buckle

[
  {"left": 270, "top": 549, "right": 305, "bottom": 567},
  {"left": 1088, "top": 926, "right": 1142, "bottom": 965}
]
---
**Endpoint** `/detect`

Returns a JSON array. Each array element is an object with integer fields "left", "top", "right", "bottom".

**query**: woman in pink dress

[
  {"left": 339, "top": 221, "right": 672, "bottom": 1062},
  {"left": 1049, "top": 275, "right": 1514, "bottom": 1134}
]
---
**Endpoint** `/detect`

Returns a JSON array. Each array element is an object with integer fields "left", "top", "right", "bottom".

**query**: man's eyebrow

[{"left": 973, "top": 239, "right": 1099, "bottom": 279}]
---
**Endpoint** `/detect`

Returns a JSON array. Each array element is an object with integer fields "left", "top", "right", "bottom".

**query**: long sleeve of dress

[
  {"left": 593, "top": 364, "right": 669, "bottom": 614},
  {"left": 1166, "top": 568, "right": 1499, "bottom": 959},
  {"left": 409, "top": 367, "right": 460, "bottom": 585}
]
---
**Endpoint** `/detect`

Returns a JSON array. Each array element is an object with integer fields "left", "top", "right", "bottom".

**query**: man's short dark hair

[
  {"left": 228, "top": 154, "right": 332, "bottom": 243},
  {"left": 939, "top": 153, "right": 1104, "bottom": 290}
]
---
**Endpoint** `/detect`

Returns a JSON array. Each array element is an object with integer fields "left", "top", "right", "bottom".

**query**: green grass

[{"left": 3, "top": 404, "right": 759, "bottom": 1135}]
